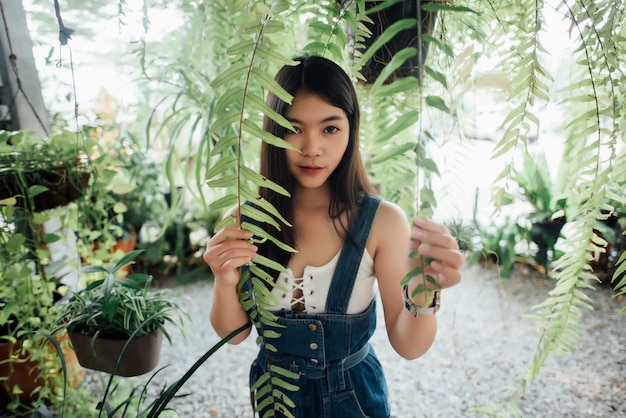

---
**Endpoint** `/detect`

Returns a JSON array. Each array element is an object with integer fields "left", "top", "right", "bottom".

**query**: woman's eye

[
  {"left": 285, "top": 126, "right": 301, "bottom": 135},
  {"left": 324, "top": 126, "right": 339, "bottom": 134}
]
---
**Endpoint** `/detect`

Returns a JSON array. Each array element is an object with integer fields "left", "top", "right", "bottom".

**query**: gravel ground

[{"left": 93, "top": 265, "right": 625, "bottom": 417}]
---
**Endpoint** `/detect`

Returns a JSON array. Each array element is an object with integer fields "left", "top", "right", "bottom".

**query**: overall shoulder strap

[{"left": 325, "top": 194, "right": 382, "bottom": 314}]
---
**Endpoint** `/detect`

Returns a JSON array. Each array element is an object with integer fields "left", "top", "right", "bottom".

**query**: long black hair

[{"left": 258, "top": 55, "right": 374, "bottom": 269}]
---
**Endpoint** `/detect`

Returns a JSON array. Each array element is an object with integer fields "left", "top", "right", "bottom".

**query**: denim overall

[{"left": 248, "top": 194, "right": 391, "bottom": 418}]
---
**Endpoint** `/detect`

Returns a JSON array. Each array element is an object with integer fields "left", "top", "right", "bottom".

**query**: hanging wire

[
  {"left": 0, "top": 0, "right": 50, "bottom": 136},
  {"left": 52, "top": 0, "right": 111, "bottom": 249},
  {"left": 53, "top": 0, "right": 80, "bottom": 125}
]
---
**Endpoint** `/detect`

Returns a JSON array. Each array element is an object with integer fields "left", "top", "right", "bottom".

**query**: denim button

[
  {"left": 308, "top": 323, "right": 317, "bottom": 331},
  {"left": 309, "top": 342, "right": 318, "bottom": 350}
]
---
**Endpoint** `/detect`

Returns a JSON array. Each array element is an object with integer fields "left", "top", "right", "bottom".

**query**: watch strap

[{"left": 402, "top": 285, "right": 440, "bottom": 317}]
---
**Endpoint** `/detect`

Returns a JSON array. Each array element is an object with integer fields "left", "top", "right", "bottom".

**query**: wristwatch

[{"left": 402, "top": 285, "right": 440, "bottom": 317}]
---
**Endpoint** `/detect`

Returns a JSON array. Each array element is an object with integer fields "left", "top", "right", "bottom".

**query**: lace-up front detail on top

[
  {"left": 270, "top": 249, "right": 376, "bottom": 314},
  {"left": 289, "top": 276, "right": 308, "bottom": 312}
]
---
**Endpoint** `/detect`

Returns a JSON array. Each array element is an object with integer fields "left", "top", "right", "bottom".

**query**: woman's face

[{"left": 283, "top": 92, "right": 350, "bottom": 191}]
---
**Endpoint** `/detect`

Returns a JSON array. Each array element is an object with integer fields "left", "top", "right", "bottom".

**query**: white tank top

[{"left": 269, "top": 249, "right": 377, "bottom": 314}]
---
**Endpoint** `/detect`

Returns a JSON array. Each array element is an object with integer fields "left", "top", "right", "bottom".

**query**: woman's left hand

[{"left": 408, "top": 216, "right": 464, "bottom": 289}]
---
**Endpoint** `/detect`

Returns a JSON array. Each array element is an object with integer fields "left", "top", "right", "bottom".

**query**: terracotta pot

[
  {"left": 113, "top": 230, "right": 137, "bottom": 255},
  {"left": 85, "top": 229, "right": 137, "bottom": 274},
  {"left": 69, "top": 329, "right": 163, "bottom": 377},
  {"left": 0, "top": 331, "right": 85, "bottom": 404},
  {"left": 114, "top": 230, "right": 138, "bottom": 274}
]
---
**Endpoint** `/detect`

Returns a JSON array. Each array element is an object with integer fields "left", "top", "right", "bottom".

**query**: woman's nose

[{"left": 300, "top": 133, "right": 322, "bottom": 157}]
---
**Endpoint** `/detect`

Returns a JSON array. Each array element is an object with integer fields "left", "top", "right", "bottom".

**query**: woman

[{"left": 204, "top": 55, "right": 464, "bottom": 418}]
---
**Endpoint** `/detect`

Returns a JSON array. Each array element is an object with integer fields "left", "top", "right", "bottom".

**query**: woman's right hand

[{"left": 203, "top": 212, "right": 258, "bottom": 287}]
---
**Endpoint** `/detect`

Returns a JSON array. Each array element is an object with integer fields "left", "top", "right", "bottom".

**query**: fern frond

[
  {"left": 302, "top": 1, "right": 353, "bottom": 62},
  {"left": 204, "top": 3, "right": 302, "bottom": 415},
  {"left": 488, "top": 0, "right": 553, "bottom": 212}
]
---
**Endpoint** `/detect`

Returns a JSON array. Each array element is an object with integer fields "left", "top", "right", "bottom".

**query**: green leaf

[
  {"left": 262, "top": 330, "right": 282, "bottom": 339},
  {"left": 420, "top": 158, "right": 440, "bottom": 176},
  {"left": 372, "top": 76, "right": 419, "bottom": 97},
  {"left": 260, "top": 315, "right": 284, "bottom": 328},
  {"left": 241, "top": 166, "right": 290, "bottom": 196},
  {"left": 420, "top": 187, "right": 437, "bottom": 208},
  {"left": 255, "top": 383, "right": 272, "bottom": 400},
  {"left": 242, "top": 119, "right": 299, "bottom": 152},
  {"left": 425, "top": 95, "right": 450, "bottom": 113},
  {"left": 28, "top": 184, "right": 49, "bottom": 197},
  {"left": 356, "top": 18, "right": 417, "bottom": 69},
  {"left": 273, "top": 390, "right": 296, "bottom": 409},
  {"left": 43, "top": 233, "right": 61, "bottom": 244},
  {"left": 303, "top": 41, "right": 328, "bottom": 56},
  {"left": 425, "top": 275, "right": 440, "bottom": 289},
  {"left": 251, "top": 253, "right": 290, "bottom": 273},
  {"left": 211, "top": 133, "right": 238, "bottom": 156},
  {"left": 272, "top": 377, "right": 300, "bottom": 391},
  {"left": 112, "top": 249, "right": 145, "bottom": 273},
  {"left": 371, "top": 47, "right": 418, "bottom": 91},
  {"left": 263, "top": 19, "right": 286, "bottom": 34},
  {"left": 400, "top": 266, "right": 423, "bottom": 286},
  {"left": 423, "top": 66, "right": 447, "bottom": 88},
  {"left": 250, "top": 67, "right": 293, "bottom": 104},
  {"left": 243, "top": 222, "right": 296, "bottom": 253},
  {"left": 226, "top": 39, "right": 255, "bottom": 56},
  {"left": 207, "top": 174, "right": 238, "bottom": 188},
  {"left": 378, "top": 110, "right": 420, "bottom": 143},
  {"left": 422, "top": 34, "right": 454, "bottom": 57},
  {"left": 257, "top": 44, "right": 298, "bottom": 65},
  {"left": 269, "top": 365, "right": 300, "bottom": 379},
  {"left": 208, "top": 193, "right": 238, "bottom": 211},
  {"left": 205, "top": 156, "right": 237, "bottom": 180},
  {"left": 215, "top": 87, "right": 245, "bottom": 114},
  {"left": 210, "top": 110, "right": 241, "bottom": 133},
  {"left": 256, "top": 397, "right": 273, "bottom": 414},
  {"left": 369, "top": 143, "right": 415, "bottom": 164},
  {"left": 214, "top": 214, "right": 237, "bottom": 232},
  {"left": 270, "top": 0, "right": 290, "bottom": 13},
  {"left": 113, "top": 201, "right": 127, "bottom": 214},
  {"left": 246, "top": 93, "right": 294, "bottom": 131},
  {"left": 79, "top": 265, "right": 109, "bottom": 275},
  {"left": 7, "top": 233, "right": 26, "bottom": 253},
  {"left": 211, "top": 62, "right": 249, "bottom": 88},
  {"left": 250, "top": 372, "right": 270, "bottom": 393},
  {"left": 241, "top": 188, "right": 292, "bottom": 226},
  {"left": 240, "top": 204, "right": 281, "bottom": 230}
]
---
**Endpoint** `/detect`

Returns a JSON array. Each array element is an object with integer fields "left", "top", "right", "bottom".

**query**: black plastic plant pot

[{"left": 69, "top": 329, "right": 163, "bottom": 377}]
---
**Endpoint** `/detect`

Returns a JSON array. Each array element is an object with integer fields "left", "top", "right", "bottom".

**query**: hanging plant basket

[
  {"left": 69, "top": 329, "right": 163, "bottom": 377},
  {"left": 357, "top": 0, "right": 440, "bottom": 84},
  {"left": 0, "top": 161, "right": 90, "bottom": 212}
]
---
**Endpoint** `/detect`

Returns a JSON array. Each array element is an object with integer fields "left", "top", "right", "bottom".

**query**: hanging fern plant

[{"left": 205, "top": 2, "right": 305, "bottom": 415}]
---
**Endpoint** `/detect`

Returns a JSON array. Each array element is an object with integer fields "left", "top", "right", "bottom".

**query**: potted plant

[
  {"left": 511, "top": 150, "right": 568, "bottom": 271},
  {"left": 0, "top": 138, "right": 88, "bottom": 407},
  {"left": 0, "top": 212, "right": 84, "bottom": 406},
  {"left": 53, "top": 250, "right": 190, "bottom": 377},
  {"left": 0, "top": 130, "right": 90, "bottom": 212}
]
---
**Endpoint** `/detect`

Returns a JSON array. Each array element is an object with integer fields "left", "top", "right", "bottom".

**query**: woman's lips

[{"left": 300, "top": 165, "right": 323, "bottom": 175}]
